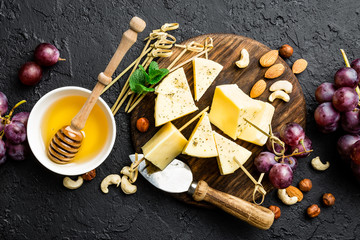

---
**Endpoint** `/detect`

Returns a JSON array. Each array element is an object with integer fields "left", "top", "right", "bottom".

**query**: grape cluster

[
  {"left": 18, "top": 43, "right": 63, "bottom": 86},
  {"left": 314, "top": 53, "right": 360, "bottom": 180},
  {"left": 254, "top": 123, "right": 313, "bottom": 189},
  {"left": 0, "top": 91, "right": 30, "bottom": 165}
]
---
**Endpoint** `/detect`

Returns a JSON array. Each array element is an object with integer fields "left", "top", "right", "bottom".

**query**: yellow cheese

[
  {"left": 154, "top": 68, "right": 198, "bottom": 127},
  {"left": 209, "top": 84, "right": 262, "bottom": 140},
  {"left": 142, "top": 122, "right": 188, "bottom": 170},
  {"left": 213, "top": 131, "right": 252, "bottom": 175},
  {"left": 182, "top": 113, "right": 218, "bottom": 158},
  {"left": 193, "top": 58, "right": 223, "bottom": 101},
  {"left": 237, "top": 102, "right": 275, "bottom": 146}
]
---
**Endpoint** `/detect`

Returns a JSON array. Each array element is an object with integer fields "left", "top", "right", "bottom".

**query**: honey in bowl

[{"left": 42, "top": 95, "right": 109, "bottom": 163}]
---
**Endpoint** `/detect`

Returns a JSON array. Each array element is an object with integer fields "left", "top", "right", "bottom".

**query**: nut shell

[
  {"left": 279, "top": 44, "right": 293, "bottom": 58},
  {"left": 307, "top": 204, "right": 320, "bottom": 218},
  {"left": 299, "top": 179, "right": 312, "bottom": 192},
  {"left": 268, "top": 205, "right": 281, "bottom": 220},
  {"left": 285, "top": 185, "right": 303, "bottom": 202},
  {"left": 82, "top": 169, "right": 96, "bottom": 181},
  {"left": 292, "top": 59, "right": 308, "bottom": 74},
  {"left": 136, "top": 117, "right": 150, "bottom": 133},
  {"left": 250, "top": 79, "right": 266, "bottom": 98},
  {"left": 260, "top": 50, "right": 279, "bottom": 67},
  {"left": 265, "top": 64, "right": 285, "bottom": 79},
  {"left": 322, "top": 193, "right": 335, "bottom": 206}
]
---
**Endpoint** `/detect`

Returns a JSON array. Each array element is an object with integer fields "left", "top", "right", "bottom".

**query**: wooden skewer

[{"left": 179, "top": 107, "right": 209, "bottom": 132}]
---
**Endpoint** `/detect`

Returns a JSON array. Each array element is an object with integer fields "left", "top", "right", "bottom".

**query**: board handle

[
  {"left": 192, "top": 180, "right": 274, "bottom": 230},
  {"left": 71, "top": 16, "right": 146, "bottom": 131}
]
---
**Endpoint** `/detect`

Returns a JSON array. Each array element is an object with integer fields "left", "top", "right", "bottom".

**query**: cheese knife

[{"left": 129, "top": 154, "right": 274, "bottom": 230}]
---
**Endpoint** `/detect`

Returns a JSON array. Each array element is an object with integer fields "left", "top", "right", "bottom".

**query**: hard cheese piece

[
  {"left": 238, "top": 102, "right": 275, "bottom": 146},
  {"left": 209, "top": 84, "right": 262, "bottom": 140},
  {"left": 182, "top": 113, "right": 218, "bottom": 158},
  {"left": 142, "top": 122, "right": 188, "bottom": 170},
  {"left": 193, "top": 57, "right": 223, "bottom": 101},
  {"left": 154, "top": 68, "right": 198, "bottom": 127},
  {"left": 213, "top": 131, "right": 252, "bottom": 175}
]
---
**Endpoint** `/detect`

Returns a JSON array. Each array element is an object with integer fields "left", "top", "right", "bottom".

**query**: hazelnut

[
  {"left": 81, "top": 169, "right": 96, "bottom": 181},
  {"left": 299, "top": 179, "right": 312, "bottom": 192},
  {"left": 307, "top": 204, "right": 320, "bottom": 218},
  {"left": 268, "top": 205, "right": 281, "bottom": 220},
  {"left": 322, "top": 193, "right": 335, "bottom": 206},
  {"left": 136, "top": 117, "right": 149, "bottom": 133},
  {"left": 279, "top": 44, "right": 293, "bottom": 58}
]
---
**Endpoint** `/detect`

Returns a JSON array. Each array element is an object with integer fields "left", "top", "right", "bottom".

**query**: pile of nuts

[{"left": 268, "top": 178, "right": 336, "bottom": 220}]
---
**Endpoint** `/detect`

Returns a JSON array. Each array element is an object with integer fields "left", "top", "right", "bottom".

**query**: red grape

[
  {"left": 337, "top": 134, "right": 360, "bottom": 161},
  {"left": 0, "top": 91, "right": 8, "bottom": 116},
  {"left": 0, "top": 139, "right": 5, "bottom": 159},
  {"left": 18, "top": 62, "right": 42, "bottom": 86},
  {"left": 0, "top": 155, "right": 6, "bottom": 165},
  {"left": 334, "top": 67, "right": 358, "bottom": 88},
  {"left": 318, "top": 124, "right": 339, "bottom": 133},
  {"left": 280, "top": 122, "right": 305, "bottom": 146},
  {"left": 341, "top": 108, "right": 360, "bottom": 134},
  {"left": 332, "top": 87, "right": 358, "bottom": 112},
  {"left": 289, "top": 136, "right": 312, "bottom": 158},
  {"left": 350, "top": 140, "right": 360, "bottom": 165},
  {"left": 34, "top": 43, "right": 60, "bottom": 66},
  {"left": 12, "top": 112, "right": 30, "bottom": 128},
  {"left": 315, "top": 83, "right": 336, "bottom": 103},
  {"left": 0, "top": 121, "right": 4, "bottom": 132},
  {"left": 4, "top": 121, "right": 26, "bottom": 144},
  {"left": 314, "top": 102, "right": 340, "bottom": 129},
  {"left": 6, "top": 141, "right": 28, "bottom": 161},
  {"left": 351, "top": 58, "right": 360, "bottom": 77},
  {"left": 269, "top": 163, "right": 293, "bottom": 189},
  {"left": 254, "top": 151, "right": 277, "bottom": 173},
  {"left": 283, "top": 156, "right": 297, "bottom": 171},
  {"left": 266, "top": 132, "right": 288, "bottom": 154}
]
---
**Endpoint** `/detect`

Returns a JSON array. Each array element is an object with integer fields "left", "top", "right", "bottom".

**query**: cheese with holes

[
  {"left": 209, "top": 84, "right": 262, "bottom": 140},
  {"left": 182, "top": 113, "right": 218, "bottom": 158},
  {"left": 193, "top": 58, "right": 223, "bottom": 101},
  {"left": 237, "top": 102, "right": 275, "bottom": 146},
  {"left": 213, "top": 131, "right": 252, "bottom": 175},
  {"left": 154, "top": 68, "right": 198, "bottom": 126},
  {"left": 142, "top": 122, "right": 187, "bottom": 170}
]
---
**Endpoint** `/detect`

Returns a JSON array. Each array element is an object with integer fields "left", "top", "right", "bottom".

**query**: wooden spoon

[{"left": 48, "top": 16, "right": 146, "bottom": 164}]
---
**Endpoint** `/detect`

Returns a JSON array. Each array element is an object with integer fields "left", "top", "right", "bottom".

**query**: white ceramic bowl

[{"left": 27, "top": 86, "right": 116, "bottom": 176}]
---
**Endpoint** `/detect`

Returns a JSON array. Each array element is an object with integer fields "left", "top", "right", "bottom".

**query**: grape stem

[
  {"left": 0, "top": 130, "right": 3, "bottom": 139},
  {"left": 58, "top": 58, "right": 66, "bottom": 61},
  {"left": 340, "top": 49, "right": 350, "bottom": 68},
  {"left": 4, "top": 100, "right": 26, "bottom": 124}
]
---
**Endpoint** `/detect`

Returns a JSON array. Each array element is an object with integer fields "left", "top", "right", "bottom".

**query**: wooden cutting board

[{"left": 130, "top": 33, "right": 306, "bottom": 207}]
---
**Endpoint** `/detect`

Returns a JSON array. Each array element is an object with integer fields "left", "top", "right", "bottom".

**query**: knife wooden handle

[
  {"left": 192, "top": 180, "right": 274, "bottom": 230},
  {"left": 71, "top": 16, "right": 146, "bottom": 131}
]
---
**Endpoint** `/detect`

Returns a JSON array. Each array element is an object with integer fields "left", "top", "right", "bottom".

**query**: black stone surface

[{"left": 1, "top": 0, "right": 360, "bottom": 239}]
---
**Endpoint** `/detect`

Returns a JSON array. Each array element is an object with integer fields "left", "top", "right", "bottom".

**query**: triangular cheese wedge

[
  {"left": 154, "top": 68, "right": 198, "bottom": 127},
  {"left": 182, "top": 113, "right": 218, "bottom": 158},
  {"left": 213, "top": 131, "right": 252, "bottom": 175},
  {"left": 193, "top": 58, "right": 223, "bottom": 101}
]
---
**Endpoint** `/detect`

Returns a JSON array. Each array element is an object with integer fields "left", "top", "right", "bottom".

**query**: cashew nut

[
  {"left": 63, "top": 176, "right": 83, "bottom": 190},
  {"left": 277, "top": 189, "right": 298, "bottom": 205},
  {"left": 311, "top": 156, "right": 330, "bottom": 171},
  {"left": 235, "top": 49, "right": 249, "bottom": 68},
  {"left": 120, "top": 166, "right": 137, "bottom": 183},
  {"left": 270, "top": 80, "right": 293, "bottom": 93},
  {"left": 268, "top": 90, "right": 290, "bottom": 102},
  {"left": 121, "top": 176, "right": 137, "bottom": 194},
  {"left": 100, "top": 174, "right": 121, "bottom": 194}
]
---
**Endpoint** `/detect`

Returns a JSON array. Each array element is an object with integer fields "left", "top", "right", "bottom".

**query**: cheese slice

[
  {"left": 213, "top": 131, "right": 252, "bottom": 175},
  {"left": 182, "top": 113, "right": 218, "bottom": 158},
  {"left": 209, "top": 84, "right": 262, "bottom": 140},
  {"left": 142, "top": 122, "right": 188, "bottom": 170},
  {"left": 154, "top": 68, "right": 198, "bottom": 127},
  {"left": 237, "top": 102, "right": 275, "bottom": 146},
  {"left": 193, "top": 58, "right": 223, "bottom": 101}
]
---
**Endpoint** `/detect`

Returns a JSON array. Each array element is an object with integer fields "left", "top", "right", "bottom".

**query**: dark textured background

[{"left": 1, "top": 0, "right": 360, "bottom": 239}]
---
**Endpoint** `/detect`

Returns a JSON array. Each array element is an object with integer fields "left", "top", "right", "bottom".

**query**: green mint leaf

[
  {"left": 147, "top": 68, "right": 169, "bottom": 84},
  {"left": 148, "top": 61, "right": 159, "bottom": 77},
  {"left": 129, "top": 69, "right": 147, "bottom": 93},
  {"left": 136, "top": 84, "right": 154, "bottom": 94}
]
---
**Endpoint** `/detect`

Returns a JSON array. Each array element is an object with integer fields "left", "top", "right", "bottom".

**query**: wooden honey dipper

[{"left": 48, "top": 17, "right": 146, "bottom": 164}]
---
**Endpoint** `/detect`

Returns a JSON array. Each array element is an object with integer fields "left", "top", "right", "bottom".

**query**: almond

[
  {"left": 250, "top": 79, "right": 266, "bottom": 98},
  {"left": 264, "top": 63, "right": 285, "bottom": 79},
  {"left": 292, "top": 59, "right": 308, "bottom": 74},
  {"left": 285, "top": 186, "right": 303, "bottom": 202},
  {"left": 259, "top": 50, "right": 279, "bottom": 67}
]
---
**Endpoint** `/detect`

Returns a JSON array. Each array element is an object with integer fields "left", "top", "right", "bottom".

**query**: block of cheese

[
  {"left": 193, "top": 58, "right": 223, "bottom": 101},
  {"left": 213, "top": 131, "right": 252, "bottom": 175},
  {"left": 182, "top": 113, "right": 218, "bottom": 158},
  {"left": 209, "top": 84, "right": 262, "bottom": 140},
  {"left": 154, "top": 68, "right": 198, "bottom": 126},
  {"left": 238, "top": 102, "right": 275, "bottom": 146},
  {"left": 142, "top": 122, "right": 188, "bottom": 170}
]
